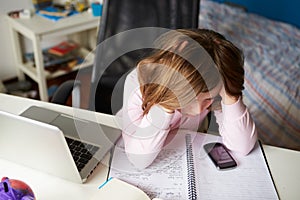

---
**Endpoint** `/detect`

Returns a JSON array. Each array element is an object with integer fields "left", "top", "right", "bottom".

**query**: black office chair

[{"left": 52, "top": 0, "right": 201, "bottom": 115}]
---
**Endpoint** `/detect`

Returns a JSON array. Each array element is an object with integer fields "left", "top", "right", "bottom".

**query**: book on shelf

[
  {"left": 24, "top": 48, "right": 83, "bottom": 73},
  {"left": 32, "top": 0, "right": 52, "bottom": 10},
  {"left": 48, "top": 41, "right": 79, "bottom": 57},
  {"left": 39, "top": 9, "right": 70, "bottom": 17},
  {"left": 108, "top": 130, "right": 279, "bottom": 200},
  {"left": 44, "top": 57, "right": 83, "bottom": 73},
  {"left": 36, "top": 6, "right": 78, "bottom": 21}
]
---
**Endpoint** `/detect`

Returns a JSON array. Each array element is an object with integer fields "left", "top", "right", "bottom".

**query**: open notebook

[{"left": 107, "top": 130, "right": 279, "bottom": 200}]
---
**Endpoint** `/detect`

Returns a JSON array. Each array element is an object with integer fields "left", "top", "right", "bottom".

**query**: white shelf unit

[{"left": 6, "top": 12, "right": 100, "bottom": 101}]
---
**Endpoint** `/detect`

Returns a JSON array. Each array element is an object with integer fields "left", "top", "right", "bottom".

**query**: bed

[{"left": 199, "top": 0, "right": 300, "bottom": 151}]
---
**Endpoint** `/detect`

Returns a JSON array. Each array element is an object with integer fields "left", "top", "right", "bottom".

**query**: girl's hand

[{"left": 219, "top": 86, "right": 239, "bottom": 105}]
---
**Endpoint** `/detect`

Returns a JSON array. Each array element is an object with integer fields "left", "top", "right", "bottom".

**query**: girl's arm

[
  {"left": 214, "top": 97, "right": 257, "bottom": 155},
  {"left": 118, "top": 70, "right": 174, "bottom": 169}
]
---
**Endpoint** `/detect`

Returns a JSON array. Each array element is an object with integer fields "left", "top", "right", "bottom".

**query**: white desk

[
  {"left": 0, "top": 93, "right": 299, "bottom": 200},
  {"left": 6, "top": 12, "right": 100, "bottom": 101}
]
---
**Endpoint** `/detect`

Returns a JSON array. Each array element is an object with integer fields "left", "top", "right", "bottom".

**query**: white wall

[{"left": 0, "top": 0, "right": 67, "bottom": 81}]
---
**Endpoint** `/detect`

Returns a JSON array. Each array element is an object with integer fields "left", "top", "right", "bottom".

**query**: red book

[{"left": 48, "top": 41, "right": 79, "bottom": 56}]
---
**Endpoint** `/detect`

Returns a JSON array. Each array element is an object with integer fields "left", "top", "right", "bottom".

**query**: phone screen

[{"left": 204, "top": 142, "right": 237, "bottom": 170}]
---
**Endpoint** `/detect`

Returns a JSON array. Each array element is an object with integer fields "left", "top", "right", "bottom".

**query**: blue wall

[{"left": 212, "top": 0, "right": 300, "bottom": 28}]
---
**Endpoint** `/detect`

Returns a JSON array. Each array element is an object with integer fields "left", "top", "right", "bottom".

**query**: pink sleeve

[
  {"left": 214, "top": 97, "right": 257, "bottom": 155},
  {"left": 119, "top": 69, "right": 174, "bottom": 169}
]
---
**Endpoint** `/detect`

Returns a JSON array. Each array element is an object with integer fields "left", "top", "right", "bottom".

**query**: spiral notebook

[{"left": 108, "top": 131, "right": 279, "bottom": 200}]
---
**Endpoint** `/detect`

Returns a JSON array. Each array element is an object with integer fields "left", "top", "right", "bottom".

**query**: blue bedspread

[{"left": 199, "top": 0, "right": 300, "bottom": 150}]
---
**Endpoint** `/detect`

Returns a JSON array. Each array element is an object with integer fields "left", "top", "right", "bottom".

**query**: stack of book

[
  {"left": 48, "top": 41, "right": 79, "bottom": 57},
  {"left": 32, "top": 0, "right": 78, "bottom": 22},
  {"left": 35, "top": 5, "right": 78, "bottom": 21},
  {"left": 25, "top": 41, "right": 83, "bottom": 73},
  {"left": 32, "top": 0, "right": 53, "bottom": 10}
]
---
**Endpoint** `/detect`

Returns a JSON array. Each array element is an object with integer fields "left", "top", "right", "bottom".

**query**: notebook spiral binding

[{"left": 185, "top": 134, "right": 197, "bottom": 200}]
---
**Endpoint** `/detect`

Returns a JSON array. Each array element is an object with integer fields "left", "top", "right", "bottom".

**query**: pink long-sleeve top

[{"left": 117, "top": 69, "right": 257, "bottom": 169}]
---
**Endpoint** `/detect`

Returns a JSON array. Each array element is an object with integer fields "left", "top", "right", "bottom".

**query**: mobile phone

[{"left": 203, "top": 142, "right": 237, "bottom": 170}]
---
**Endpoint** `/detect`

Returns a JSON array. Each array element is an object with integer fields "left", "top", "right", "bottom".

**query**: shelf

[
  {"left": 7, "top": 12, "right": 99, "bottom": 101},
  {"left": 22, "top": 48, "right": 94, "bottom": 79},
  {"left": 6, "top": 13, "right": 100, "bottom": 40}
]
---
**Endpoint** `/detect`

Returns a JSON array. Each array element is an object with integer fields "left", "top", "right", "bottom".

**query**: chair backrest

[{"left": 89, "top": 0, "right": 200, "bottom": 114}]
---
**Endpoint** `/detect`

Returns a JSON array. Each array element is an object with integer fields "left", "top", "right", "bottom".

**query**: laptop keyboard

[{"left": 65, "top": 137, "right": 100, "bottom": 172}]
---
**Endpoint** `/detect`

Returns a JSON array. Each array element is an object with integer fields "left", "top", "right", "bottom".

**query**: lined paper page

[
  {"left": 109, "top": 132, "right": 189, "bottom": 200},
  {"left": 193, "top": 133, "right": 279, "bottom": 200}
]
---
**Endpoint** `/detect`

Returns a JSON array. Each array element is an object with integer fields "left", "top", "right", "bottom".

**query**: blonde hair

[{"left": 137, "top": 29, "right": 244, "bottom": 115}]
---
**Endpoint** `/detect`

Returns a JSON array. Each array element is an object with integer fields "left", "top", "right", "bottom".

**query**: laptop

[{"left": 0, "top": 106, "right": 121, "bottom": 183}]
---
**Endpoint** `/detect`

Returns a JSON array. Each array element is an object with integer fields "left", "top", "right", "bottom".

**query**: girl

[{"left": 117, "top": 29, "right": 257, "bottom": 169}]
